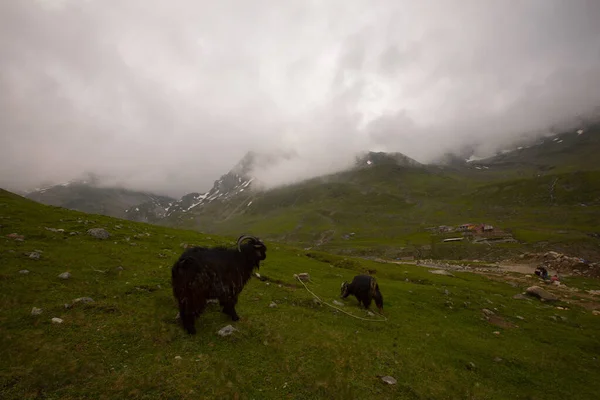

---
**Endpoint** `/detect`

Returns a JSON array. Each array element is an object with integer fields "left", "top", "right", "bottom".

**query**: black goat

[
  {"left": 171, "top": 234, "right": 267, "bottom": 334},
  {"left": 340, "top": 274, "right": 383, "bottom": 313}
]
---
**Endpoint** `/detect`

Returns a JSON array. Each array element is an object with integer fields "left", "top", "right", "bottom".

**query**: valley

[
  {"left": 4, "top": 2, "right": 600, "bottom": 398},
  {"left": 22, "top": 125, "right": 600, "bottom": 265}
]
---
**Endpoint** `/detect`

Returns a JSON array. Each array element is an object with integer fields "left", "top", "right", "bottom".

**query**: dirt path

[{"left": 373, "top": 257, "right": 600, "bottom": 311}]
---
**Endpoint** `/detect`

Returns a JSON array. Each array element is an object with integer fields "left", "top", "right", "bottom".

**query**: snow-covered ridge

[{"left": 164, "top": 174, "right": 254, "bottom": 216}]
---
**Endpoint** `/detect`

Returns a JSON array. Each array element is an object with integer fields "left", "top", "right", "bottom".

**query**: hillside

[
  {"left": 163, "top": 128, "right": 600, "bottom": 260},
  {"left": 475, "top": 125, "right": 600, "bottom": 170},
  {"left": 25, "top": 178, "right": 175, "bottom": 222},
  {"left": 1, "top": 188, "right": 600, "bottom": 399}
]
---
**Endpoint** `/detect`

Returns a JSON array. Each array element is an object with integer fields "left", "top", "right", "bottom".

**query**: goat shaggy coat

[
  {"left": 340, "top": 274, "right": 384, "bottom": 312},
  {"left": 171, "top": 235, "right": 267, "bottom": 334}
]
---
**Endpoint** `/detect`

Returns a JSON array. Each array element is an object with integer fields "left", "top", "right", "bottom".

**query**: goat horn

[{"left": 237, "top": 234, "right": 258, "bottom": 251}]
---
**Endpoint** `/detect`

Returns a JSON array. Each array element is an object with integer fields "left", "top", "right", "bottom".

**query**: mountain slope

[
  {"left": 25, "top": 180, "right": 175, "bottom": 221},
  {"left": 162, "top": 129, "right": 600, "bottom": 259},
  {"left": 468, "top": 123, "right": 600, "bottom": 173},
  {"left": 1, "top": 188, "right": 600, "bottom": 399}
]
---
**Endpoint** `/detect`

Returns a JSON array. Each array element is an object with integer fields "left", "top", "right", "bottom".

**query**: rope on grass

[{"left": 295, "top": 275, "right": 388, "bottom": 322}]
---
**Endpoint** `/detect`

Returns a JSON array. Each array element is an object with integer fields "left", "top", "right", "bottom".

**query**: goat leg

[
  {"left": 180, "top": 309, "right": 197, "bottom": 335},
  {"left": 220, "top": 297, "right": 240, "bottom": 321},
  {"left": 360, "top": 294, "right": 373, "bottom": 310}
]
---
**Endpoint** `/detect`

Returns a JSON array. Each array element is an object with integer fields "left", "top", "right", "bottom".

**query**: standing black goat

[
  {"left": 171, "top": 234, "right": 267, "bottom": 334},
  {"left": 340, "top": 274, "right": 384, "bottom": 313}
]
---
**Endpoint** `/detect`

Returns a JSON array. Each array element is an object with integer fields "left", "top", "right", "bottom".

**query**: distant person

[{"left": 535, "top": 266, "right": 549, "bottom": 280}]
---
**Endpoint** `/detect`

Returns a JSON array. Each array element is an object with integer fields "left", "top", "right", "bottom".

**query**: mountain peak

[{"left": 354, "top": 151, "right": 422, "bottom": 169}]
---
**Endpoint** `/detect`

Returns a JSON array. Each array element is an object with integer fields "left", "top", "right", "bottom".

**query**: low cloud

[{"left": 1, "top": 0, "right": 599, "bottom": 197}]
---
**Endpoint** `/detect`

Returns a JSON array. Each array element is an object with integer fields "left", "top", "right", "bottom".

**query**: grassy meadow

[{"left": 1, "top": 189, "right": 600, "bottom": 399}]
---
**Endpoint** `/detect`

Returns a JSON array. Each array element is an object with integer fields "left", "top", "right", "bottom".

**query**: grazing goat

[
  {"left": 340, "top": 274, "right": 383, "bottom": 313},
  {"left": 171, "top": 234, "right": 267, "bottom": 334}
]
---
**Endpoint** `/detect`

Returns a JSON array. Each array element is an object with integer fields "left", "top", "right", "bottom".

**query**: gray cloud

[{"left": 1, "top": 0, "right": 599, "bottom": 197}]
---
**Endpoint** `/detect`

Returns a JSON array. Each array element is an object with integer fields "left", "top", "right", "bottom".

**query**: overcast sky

[{"left": 1, "top": 0, "right": 600, "bottom": 196}]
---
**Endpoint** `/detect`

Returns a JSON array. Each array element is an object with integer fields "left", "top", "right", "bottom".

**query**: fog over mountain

[{"left": 1, "top": 0, "right": 599, "bottom": 197}]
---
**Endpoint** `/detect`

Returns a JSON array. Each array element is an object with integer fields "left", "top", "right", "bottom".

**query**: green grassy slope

[
  {"left": 2, "top": 189, "right": 600, "bottom": 399},
  {"left": 478, "top": 125, "right": 600, "bottom": 174},
  {"left": 165, "top": 159, "right": 600, "bottom": 260}
]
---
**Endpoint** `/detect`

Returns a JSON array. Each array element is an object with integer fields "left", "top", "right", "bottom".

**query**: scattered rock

[
  {"left": 51, "top": 317, "right": 64, "bottom": 324},
  {"left": 367, "top": 311, "right": 375, "bottom": 316},
  {"left": 31, "top": 307, "right": 43, "bottom": 316},
  {"left": 525, "top": 286, "right": 559, "bottom": 302},
  {"left": 494, "top": 357, "right": 503, "bottom": 363},
  {"left": 87, "top": 228, "right": 110, "bottom": 240},
  {"left": 380, "top": 376, "right": 397, "bottom": 385},
  {"left": 174, "top": 356, "right": 182, "bottom": 360},
  {"left": 27, "top": 252, "right": 41, "bottom": 260},
  {"left": 115, "top": 266, "right": 124, "bottom": 271},
  {"left": 516, "top": 251, "right": 599, "bottom": 278},
  {"left": 516, "top": 315, "right": 525, "bottom": 320},
  {"left": 72, "top": 297, "right": 94, "bottom": 304},
  {"left": 493, "top": 331, "right": 500, "bottom": 335},
  {"left": 58, "top": 272, "right": 71, "bottom": 280},
  {"left": 466, "top": 362, "right": 476, "bottom": 370},
  {"left": 332, "top": 300, "right": 344, "bottom": 306},
  {"left": 269, "top": 302, "right": 277, "bottom": 308},
  {"left": 512, "top": 294, "right": 530, "bottom": 300},
  {"left": 592, "top": 310, "right": 600, "bottom": 316},
  {"left": 217, "top": 325, "right": 237, "bottom": 337},
  {"left": 19, "top": 269, "right": 30, "bottom": 274},
  {"left": 482, "top": 308, "right": 495, "bottom": 316},
  {"left": 429, "top": 270, "right": 454, "bottom": 277},
  {"left": 45, "top": 227, "right": 65, "bottom": 233}
]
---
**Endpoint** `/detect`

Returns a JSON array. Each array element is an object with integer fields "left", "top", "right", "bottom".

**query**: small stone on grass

[
  {"left": 218, "top": 325, "right": 237, "bottom": 337},
  {"left": 380, "top": 376, "right": 397, "bottom": 385}
]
